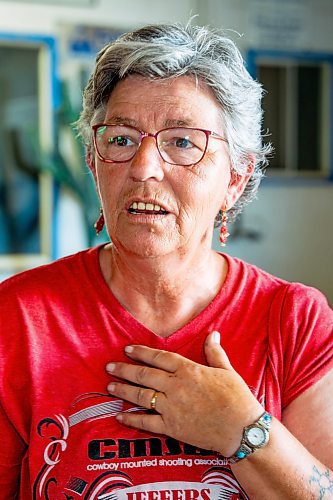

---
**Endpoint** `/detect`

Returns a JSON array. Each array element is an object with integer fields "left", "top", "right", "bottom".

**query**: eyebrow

[
  {"left": 164, "top": 118, "right": 193, "bottom": 127},
  {"left": 105, "top": 116, "right": 195, "bottom": 128},
  {"left": 105, "top": 116, "right": 137, "bottom": 126}
]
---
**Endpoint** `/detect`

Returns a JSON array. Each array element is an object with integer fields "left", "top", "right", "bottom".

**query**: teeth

[{"left": 130, "top": 202, "right": 163, "bottom": 212}]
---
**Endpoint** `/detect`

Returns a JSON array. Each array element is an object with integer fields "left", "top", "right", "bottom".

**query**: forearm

[{"left": 231, "top": 417, "right": 333, "bottom": 499}]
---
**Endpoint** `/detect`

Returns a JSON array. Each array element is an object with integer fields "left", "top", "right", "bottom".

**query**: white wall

[
  {"left": 197, "top": 0, "right": 333, "bottom": 53},
  {"left": 0, "top": 0, "right": 332, "bottom": 302},
  {"left": 213, "top": 182, "right": 333, "bottom": 304},
  {"left": 0, "top": 0, "right": 195, "bottom": 34}
]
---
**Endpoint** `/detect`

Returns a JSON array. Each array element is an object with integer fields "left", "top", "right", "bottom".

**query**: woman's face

[{"left": 92, "top": 74, "right": 244, "bottom": 259}]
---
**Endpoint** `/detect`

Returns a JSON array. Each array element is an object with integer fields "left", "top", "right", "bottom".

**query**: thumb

[{"left": 205, "top": 331, "right": 233, "bottom": 370}]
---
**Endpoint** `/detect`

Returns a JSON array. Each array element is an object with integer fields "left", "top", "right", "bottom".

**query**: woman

[{"left": 0, "top": 22, "right": 332, "bottom": 499}]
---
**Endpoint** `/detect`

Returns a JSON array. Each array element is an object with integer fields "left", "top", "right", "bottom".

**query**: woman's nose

[{"left": 129, "top": 137, "right": 165, "bottom": 182}]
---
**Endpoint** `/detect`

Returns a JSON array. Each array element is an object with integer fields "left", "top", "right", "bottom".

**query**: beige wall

[{"left": 213, "top": 183, "right": 333, "bottom": 304}]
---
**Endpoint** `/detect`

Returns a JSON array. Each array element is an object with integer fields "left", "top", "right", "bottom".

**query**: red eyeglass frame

[{"left": 92, "top": 123, "right": 228, "bottom": 166}]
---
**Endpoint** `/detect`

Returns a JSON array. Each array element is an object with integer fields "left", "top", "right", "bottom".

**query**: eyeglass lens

[{"left": 94, "top": 125, "right": 208, "bottom": 165}]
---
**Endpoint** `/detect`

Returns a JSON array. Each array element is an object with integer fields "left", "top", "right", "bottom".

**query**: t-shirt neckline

[{"left": 84, "top": 244, "right": 237, "bottom": 349}]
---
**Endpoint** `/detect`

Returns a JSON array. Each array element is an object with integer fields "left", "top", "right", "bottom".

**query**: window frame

[
  {"left": 247, "top": 49, "right": 333, "bottom": 181},
  {"left": 0, "top": 32, "right": 58, "bottom": 275}
]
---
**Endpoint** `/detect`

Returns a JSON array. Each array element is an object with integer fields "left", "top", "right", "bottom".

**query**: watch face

[{"left": 245, "top": 426, "right": 267, "bottom": 447}]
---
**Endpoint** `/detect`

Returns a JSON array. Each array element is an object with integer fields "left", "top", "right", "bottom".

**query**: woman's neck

[{"left": 99, "top": 243, "right": 228, "bottom": 337}]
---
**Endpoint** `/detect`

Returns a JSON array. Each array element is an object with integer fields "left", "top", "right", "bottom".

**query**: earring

[
  {"left": 94, "top": 208, "right": 105, "bottom": 236},
  {"left": 219, "top": 206, "right": 229, "bottom": 247}
]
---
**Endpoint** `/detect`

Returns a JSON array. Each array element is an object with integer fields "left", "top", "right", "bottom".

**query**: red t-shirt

[{"left": 0, "top": 246, "right": 332, "bottom": 499}]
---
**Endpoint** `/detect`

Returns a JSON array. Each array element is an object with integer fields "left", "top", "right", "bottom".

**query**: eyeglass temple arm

[{"left": 211, "top": 131, "right": 228, "bottom": 143}]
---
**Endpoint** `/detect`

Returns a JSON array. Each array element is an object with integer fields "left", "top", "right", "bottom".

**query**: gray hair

[{"left": 76, "top": 21, "right": 272, "bottom": 223}]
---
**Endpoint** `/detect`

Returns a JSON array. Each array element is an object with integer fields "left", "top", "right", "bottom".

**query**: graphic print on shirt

[{"left": 33, "top": 393, "right": 249, "bottom": 499}]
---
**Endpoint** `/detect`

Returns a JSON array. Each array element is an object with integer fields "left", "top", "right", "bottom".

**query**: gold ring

[{"left": 150, "top": 391, "right": 158, "bottom": 410}]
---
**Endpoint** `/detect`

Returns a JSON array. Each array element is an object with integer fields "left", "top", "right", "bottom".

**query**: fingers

[
  {"left": 106, "top": 335, "right": 230, "bottom": 394},
  {"left": 106, "top": 346, "right": 186, "bottom": 389},
  {"left": 108, "top": 382, "right": 165, "bottom": 413},
  {"left": 204, "top": 331, "right": 233, "bottom": 370},
  {"left": 116, "top": 412, "right": 165, "bottom": 435},
  {"left": 106, "top": 361, "right": 170, "bottom": 392},
  {"left": 124, "top": 345, "right": 184, "bottom": 373}
]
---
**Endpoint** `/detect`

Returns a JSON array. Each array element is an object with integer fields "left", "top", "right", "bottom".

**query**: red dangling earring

[
  {"left": 219, "top": 205, "right": 229, "bottom": 247},
  {"left": 94, "top": 208, "right": 105, "bottom": 236}
]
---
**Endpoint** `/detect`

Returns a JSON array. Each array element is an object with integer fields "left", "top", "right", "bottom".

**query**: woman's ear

[
  {"left": 86, "top": 151, "right": 97, "bottom": 184},
  {"left": 224, "top": 157, "right": 255, "bottom": 210}
]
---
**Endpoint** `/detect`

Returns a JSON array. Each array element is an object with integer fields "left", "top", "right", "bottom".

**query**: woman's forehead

[
  {"left": 109, "top": 73, "right": 216, "bottom": 100},
  {"left": 105, "top": 74, "right": 223, "bottom": 131}
]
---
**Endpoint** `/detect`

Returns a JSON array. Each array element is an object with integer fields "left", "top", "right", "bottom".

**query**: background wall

[{"left": 0, "top": 0, "right": 332, "bottom": 303}]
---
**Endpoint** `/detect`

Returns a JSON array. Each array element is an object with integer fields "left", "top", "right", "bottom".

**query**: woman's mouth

[{"left": 128, "top": 201, "right": 169, "bottom": 215}]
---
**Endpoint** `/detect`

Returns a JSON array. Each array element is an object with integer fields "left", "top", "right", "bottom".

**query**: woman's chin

[
  {"left": 108, "top": 221, "right": 179, "bottom": 257},
  {"left": 114, "top": 234, "right": 180, "bottom": 259}
]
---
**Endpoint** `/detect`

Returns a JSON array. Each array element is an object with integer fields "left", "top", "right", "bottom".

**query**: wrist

[{"left": 227, "top": 411, "right": 272, "bottom": 464}]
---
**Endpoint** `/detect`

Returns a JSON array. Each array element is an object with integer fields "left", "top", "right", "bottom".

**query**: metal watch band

[{"left": 228, "top": 411, "right": 272, "bottom": 464}]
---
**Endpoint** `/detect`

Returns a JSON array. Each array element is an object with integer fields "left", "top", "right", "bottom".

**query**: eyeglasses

[{"left": 92, "top": 123, "right": 228, "bottom": 167}]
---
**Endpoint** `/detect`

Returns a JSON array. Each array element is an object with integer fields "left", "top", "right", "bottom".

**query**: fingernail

[
  {"left": 124, "top": 345, "right": 134, "bottom": 353},
  {"left": 106, "top": 363, "right": 115, "bottom": 373},
  {"left": 213, "top": 331, "right": 220, "bottom": 343},
  {"left": 116, "top": 414, "right": 123, "bottom": 422},
  {"left": 108, "top": 383, "right": 115, "bottom": 392}
]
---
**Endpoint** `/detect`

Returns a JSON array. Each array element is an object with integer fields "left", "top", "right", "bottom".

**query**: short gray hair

[{"left": 76, "top": 21, "right": 272, "bottom": 223}]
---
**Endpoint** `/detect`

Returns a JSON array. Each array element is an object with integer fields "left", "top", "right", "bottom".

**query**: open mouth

[{"left": 128, "top": 202, "right": 169, "bottom": 215}]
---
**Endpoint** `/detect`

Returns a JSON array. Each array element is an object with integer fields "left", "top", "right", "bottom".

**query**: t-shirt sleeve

[
  {"left": 0, "top": 402, "right": 26, "bottom": 496},
  {"left": 0, "top": 278, "right": 28, "bottom": 496},
  {"left": 276, "top": 283, "right": 333, "bottom": 409}
]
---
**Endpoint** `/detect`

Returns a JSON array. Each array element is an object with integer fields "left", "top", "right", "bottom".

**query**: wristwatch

[{"left": 228, "top": 411, "right": 272, "bottom": 464}]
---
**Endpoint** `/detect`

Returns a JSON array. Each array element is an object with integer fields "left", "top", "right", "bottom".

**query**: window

[
  {"left": 249, "top": 52, "right": 332, "bottom": 176},
  {"left": 0, "top": 35, "right": 56, "bottom": 275}
]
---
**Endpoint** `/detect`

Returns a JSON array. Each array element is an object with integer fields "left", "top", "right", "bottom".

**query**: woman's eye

[
  {"left": 108, "top": 136, "right": 133, "bottom": 147},
  {"left": 175, "top": 137, "right": 193, "bottom": 148}
]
